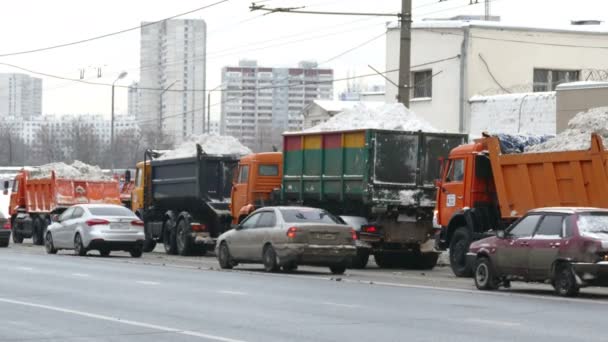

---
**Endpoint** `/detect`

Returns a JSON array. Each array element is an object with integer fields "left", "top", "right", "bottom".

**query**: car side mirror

[
  {"left": 496, "top": 230, "right": 506, "bottom": 239},
  {"left": 51, "top": 214, "right": 60, "bottom": 223}
]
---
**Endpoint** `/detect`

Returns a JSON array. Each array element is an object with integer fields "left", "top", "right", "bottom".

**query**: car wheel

[
  {"left": 74, "top": 234, "right": 87, "bottom": 256},
  {"left": 44, "top": 232, "right": 58, "bottom": 254},
  {"left": 32, "top": 217, "right": 44, "bottom": 246},
  {"left": 263, "top": 245, "right": 279, "bottom": 273},
  {"left": 176, "top": 219, "right": 193, "bottom": 256},
  {"left": 218, "top": 242, "right": 234, "bottom": 269},
  {"left": 142, "top": 223, "right": 157, "bottom": 253},
  {"left": 553, "top": 264, "right": 580, "bottom": 297},
  {"left": 130, "top": 246, "right": 143, "bottom": 258},
  {"left": 449, "top": 227, "right": 473, "bottom": 277},
  {"left": 350, "top": 248, "right": 370, "bottom": 269},
  {"left": 99, "top": 248, "right": 111, "bottom": 257},
  {"left": 162, "top": 223, "right": 177, "bottom": 255},
  {"left": 474, "top": 257, "right": 499, "bottom": 290},
  {"left": 0, "top": 238, "right": 8, "bottom": 248},
  {"left": 329, "top": 264, "right": 346, "bottom": 275}
]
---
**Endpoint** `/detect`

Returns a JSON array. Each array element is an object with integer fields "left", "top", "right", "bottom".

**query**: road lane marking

[
  {"left": 136, "top": 281, "right": 160, "bottom": 285},
  {"left": 217, "top": 290, "right": 247, "bottom": 296},
  {"left": 71, "top": 273, "right": 90, "bottom": 277},
  {"left": 465, "top": 318, "right": 521, "bottom": 327},
  {"left": 15, "top": 267, "right": 34, "bottom": 271},
  {"left": 0, "top": 297, "right": 246, "bottom": 342},
  {"left": 321, "top": 302, "right": 360, "bottom": 308}
]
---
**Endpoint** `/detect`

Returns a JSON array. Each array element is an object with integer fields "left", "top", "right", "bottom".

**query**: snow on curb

[
  {"left": 305, "top": 102, "right": 437, "bottom": 132},
  {"left": 157, "top": 135, "right": 252, "bottom": 160}
]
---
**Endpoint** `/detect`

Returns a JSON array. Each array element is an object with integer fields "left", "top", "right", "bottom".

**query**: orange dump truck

[
  {"left": 435, "top": 133, "right": 608, "bottom": 276},
  {"left": 5, "top": 170, "right": 121, "bottom": 246}
]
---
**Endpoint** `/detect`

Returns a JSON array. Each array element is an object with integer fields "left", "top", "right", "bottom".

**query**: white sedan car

[{"left": 45, "top": 204, "right": 145, "bottom": 257}]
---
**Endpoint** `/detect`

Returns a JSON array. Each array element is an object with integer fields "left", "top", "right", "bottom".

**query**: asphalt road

[{"left": 1, "top": 243, "right": 608, "bottom": 341}]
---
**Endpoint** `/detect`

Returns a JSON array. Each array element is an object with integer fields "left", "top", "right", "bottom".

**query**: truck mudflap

[{"left": 192, "top": 232, "right": 215, "bottom": 246}]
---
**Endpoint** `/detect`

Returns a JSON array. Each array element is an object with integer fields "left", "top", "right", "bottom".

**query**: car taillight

[
  {"left": 191, "top": 223, "right": 207, "bottom": 232},
  {"left": 131, "top": 220, "right": 144, "bottom": 227},
  {"left": 351, "top": 229, "right": 357, "bottom": 241},
  {"left": 2, "top": 222, "right": 10, "bottom": 230},
  {"left": 286, "top": 227, "right": 297, "bottom": 239},
  {"left": 362, "top": 225, "right": 378, "bottom": 234},
  {"left": 86, "top": 219, "right": 110, "bottom": 226}
]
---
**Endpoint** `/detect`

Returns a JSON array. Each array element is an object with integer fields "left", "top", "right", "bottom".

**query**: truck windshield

[
  {"left": 280, "top": 208, "right": 341, "bottom": 224},
  {"left": 577, "top": 213, "right": 608, "bottom": 235}
]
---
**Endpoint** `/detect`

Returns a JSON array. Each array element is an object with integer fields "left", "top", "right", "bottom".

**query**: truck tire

[
  {"left": 162, "top": 223, "right": 177, "bottom": 255},
  {"left": 142, "top": 224, "right": 157, "bottom": 253},
  {"left": 374, "top": 252, "right": 398, "bottom": 268},
  {"left": 12, "top": 231, "right": 23, "bottom": 244},
  {"left": 329, "top": 264, "right": 347, "bottom": 275},
  {"left": 176, "top": 219, "right": 193, "bottom": 256},
  {"left": 32, "top": 217, "right": 45, "bottom": 246},
  {"left": 350, "top": 248, "right": 370, "bottom": 269},
  {"left": 413, "top": 252, "right": 439, "bottom": 270},
  {"left": 449, "top": 227, "right": 473, "bottom": 277},
  {"left": 553, "top": 263, "right": 580, "bottom": 297}
]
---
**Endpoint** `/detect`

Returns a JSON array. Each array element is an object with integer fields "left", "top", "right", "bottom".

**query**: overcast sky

[{"left": 0, "top": 0, "right": 606, "bottom": 120}]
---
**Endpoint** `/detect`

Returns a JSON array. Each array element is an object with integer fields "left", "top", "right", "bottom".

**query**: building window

[
  {"left": 533, "top": 69, "right": 579, "bottom": 92},
  {"left": 412, "top": 70, "right": 432, "bottom": 98}
]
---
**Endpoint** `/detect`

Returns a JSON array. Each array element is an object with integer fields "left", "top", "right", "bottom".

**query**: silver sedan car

[
  {"left": 216, "top": 206, "right": 357, "bottom": 274},
  {"left": 45, "top": 204, "right": 145, "bottom": 257}
]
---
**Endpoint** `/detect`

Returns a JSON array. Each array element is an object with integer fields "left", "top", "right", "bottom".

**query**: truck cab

[
  {"left": 230, "top": 152, "right": 283, "bottom": 224},
  {"left": 131, "top": 161, "right": 149, "bottom": 217}
]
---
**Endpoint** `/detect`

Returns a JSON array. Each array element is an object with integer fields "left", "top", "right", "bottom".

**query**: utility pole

[
  {"left": 397, "top": 0, "right": 412, "bottom": 107},
  {"left": 485, "top": 0, "right": 491, "bottom": 21}
]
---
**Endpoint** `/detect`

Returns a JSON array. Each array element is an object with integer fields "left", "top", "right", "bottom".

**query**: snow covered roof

[
  {"left": 387, "top": 19, "right": 608, "bottom": 35},
  {"left": 556, "top": 81, "right": 608, "bottom": 91},
  {"left": 307, "top": 100, "right": 385, "bottom": 113}
]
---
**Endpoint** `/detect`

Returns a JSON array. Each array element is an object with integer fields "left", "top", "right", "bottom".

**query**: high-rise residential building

[
  {"left": 220, "top": 60, "right": 333, "bottom": 151},
  {"left": 0, "top": 73, "right": 42, "bottom": 119},
  {"left": 128, "top": 82, "right": 142, "bottom": 117},
  {"left": 138, "top": 19, "right": 206, "bottom": 142}
]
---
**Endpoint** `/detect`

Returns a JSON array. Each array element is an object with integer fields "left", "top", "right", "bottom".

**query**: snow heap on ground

[
  {"left": 525, "top": 107, "right": 608, "bottom": 153},
  {"left": 305, "top": 102, "right": 437, "bottom": 132},
  {"left": 29, "top": 161, "right": 111, "bottom": 181},
  {"left": 157, "top": 134, "right": 252, "bottom": 160}
]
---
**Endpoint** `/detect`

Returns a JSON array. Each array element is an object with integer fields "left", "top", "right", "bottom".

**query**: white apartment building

[
  {"left": 138, "top": 19, "right": 206, "bottom": 142},
  {"left": 0, "top": 73, "right": 42, "bottom": 119},
  {"left": 220, "top": 60, "right": 333, "bottom": 151},
  {"left": 385, "top": 18, "right": 608, "bottom": 134},
  {"left": 128, "top": 82, "right": 142, "bottom": 117}
]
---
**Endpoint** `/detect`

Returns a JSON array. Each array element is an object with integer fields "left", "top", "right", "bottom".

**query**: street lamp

[
  {"left": 159, "top": 80, "right": 180, "bottom": 133},
  {"left": 111, "top": 71, "right": 128, "bottom": 173},
  {"left": 206, "top": 84, "right": 223, "bottom": 134}
]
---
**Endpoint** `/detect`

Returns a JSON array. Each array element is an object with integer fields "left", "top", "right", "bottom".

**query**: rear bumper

[
  {"left": 0, "top": 230, "right": 10, "bottom": 242},
  {"left": 87, "top": 239, "right": 144, "bottom": 251},
  {"left": 572, "top": 262, "right": 608, "bottom": 286},
  {"left": 276, "top": 244, "right": 357, "bottom": 266}
]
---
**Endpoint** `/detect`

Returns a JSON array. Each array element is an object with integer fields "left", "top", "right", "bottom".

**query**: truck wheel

[
  {"left": 414, "top": 253, "right": 439, "bottom": 270},
  {"left": 162, "top": 224, "right": 177, "bottom": 255},
  {"left": 374, "top": 252, "right": 398, "bottom": 268},
  {"left": 74, "top": 234, "right": 87, "bottom": 256},
  {"left": 99, "top": 249, "right": 111, "bottom": 257},
  {"left": 12, "top": 231, "right": 23, "bottom": 244},
  {"left": 449, "top": 227, "right": 473, "bottom": 277},
  {"left": 142, "top": 238, "right": 157, "bottom": 253},
  {"left": 32, "top": 218, "right": 44, "bottom": 246},
  {"left": 350, "top": 248, "right": 369, "bottom": 269},
  {"left": 474, "top": 257, "right": 498, "bottom": 290},
  {"left": 176, "top": 219, "right": 193, "bottom": 256},
  {"left": 553, "top": 263, "right": 580, "bottom": 297},
  {"left": 218, "top": 242, "right": 234, "bottom": 269},
  {"left": 329, "top": 264, "right": 347, "bottom": 275},
  {"left": 263, "top": 245, "right": 279, "bottom": 272},
  {"left": 45, "top": 232, "right": 58, "bottom": 254},
  {"left": 130, "top": 246, "right": 143, "bottom": 258}
]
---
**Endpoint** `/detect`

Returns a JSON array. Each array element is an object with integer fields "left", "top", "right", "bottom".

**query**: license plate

[
  {"left": 111, "top": 223, "right": 130, "bottom": 230},
  {"left": 316, "top": 233, "right": 336, "bottom": 240}
]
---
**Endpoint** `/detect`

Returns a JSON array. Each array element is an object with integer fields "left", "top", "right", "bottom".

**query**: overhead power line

[
  {"left": 250, "top": 2, "right": 400, "bottom": 17},
  {"left": 0, "top": 0, "right": 229, "bottom": 58}
]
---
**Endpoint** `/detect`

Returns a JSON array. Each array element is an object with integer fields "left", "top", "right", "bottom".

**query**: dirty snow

[
  {"left": 399, "top": 190, "right": 421, "bottom": 206},
  {"left": 157, "top": 134, "right": 252, "bottom": 160},
  {"left": 29, "top": 161, "right": 111, "bottom": 181},
  {"left": 525, "top": 107, "right": 608, "bottom": 152},
  {"left": 305, "top": 102, "right": 437, "bottom": 132}
]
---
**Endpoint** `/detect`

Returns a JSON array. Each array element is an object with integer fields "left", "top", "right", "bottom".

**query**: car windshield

[
  {"left": 280, "top": 208, "right": 341, "bottom": 224},
  {"left": 577, "top": 213, "right": 608, "bottom": 235},
  {"left": 88, "top": 207, "right": 136, "bottom": 217}
]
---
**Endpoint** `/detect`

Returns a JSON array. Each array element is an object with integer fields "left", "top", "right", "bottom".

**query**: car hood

[{"left": 469, "top": 236, "right": 499, "bottom": 251}]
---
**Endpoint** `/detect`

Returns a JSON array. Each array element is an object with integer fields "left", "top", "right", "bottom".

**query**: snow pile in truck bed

[
  {"left": 305, "top": 102, "right": 438, "bottom": 132},
  {"left": 157, "top": 134, "right": 252, "bottom": 160},
  {"left": 29, "top": 161, "right": 111, "bottom": 181},
  {"left": 525, "top": 107, "right": 608, "bottom": 152}
]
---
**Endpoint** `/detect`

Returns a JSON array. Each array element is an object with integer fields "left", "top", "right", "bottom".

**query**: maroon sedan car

[{"left": 468, "top": 207, "right": 608, "bottom": 297}]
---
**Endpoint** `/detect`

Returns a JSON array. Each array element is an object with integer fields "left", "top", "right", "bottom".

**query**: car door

[
  {"left": 229, "top": 212, "right": 261, "bottom": 261},
  {"left": 438, "top": 158, "right": 466, "bottom": 225},
  {"left": 54, "top": 207, "right": 75, "bottom": 248},
  {"left": 65, "top": 207, "right": 85, "bottom": 246},
  {"left": 528, "top": 214, "right": 565, "bottom": 280},
  {"left": 495, "top": 214, "right": 541, "bottom": 278},
  {"left": 247, "top": 210, "right": 278, "bottom": 261}
]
